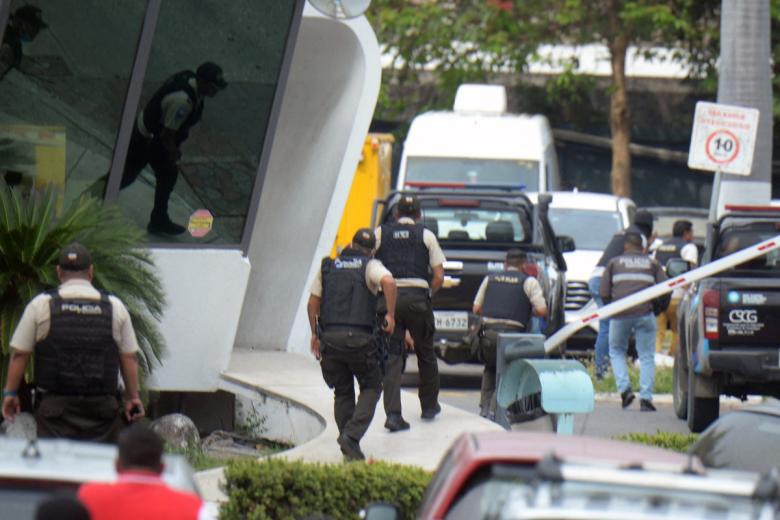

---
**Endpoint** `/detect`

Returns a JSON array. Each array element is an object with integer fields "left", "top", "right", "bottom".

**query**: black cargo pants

[
  {"left": 478, "top": 325, "right": 523, "bottom": 419},
  {"left": 387, "top": 288, "right": 439, "bottom": 414},
  {"left": 320, "top": 339, "right": 382, "bottom": 442}
]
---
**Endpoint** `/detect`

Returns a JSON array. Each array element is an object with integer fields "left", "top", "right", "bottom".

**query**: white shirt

[
  {"left": 10, "top": 279, "right": 140, "bottom": 354},
  {"left": 374, "top": 217, "right": 446, "bottom": 289}
]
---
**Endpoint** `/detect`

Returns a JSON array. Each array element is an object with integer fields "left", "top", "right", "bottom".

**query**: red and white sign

[
  {"left": 688, "top": 101, "right": 759, "bottom": 176},
  {"left": 187, "top": 209, "right": 213, "bottom": 238}
]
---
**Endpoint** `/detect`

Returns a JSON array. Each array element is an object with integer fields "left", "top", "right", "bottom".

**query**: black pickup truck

[
  {"left": 374, "top": 190, "right": 570, "bottom": 363},
  {"left": 674, "top": 209, "right": 780, "bottom": 432}
]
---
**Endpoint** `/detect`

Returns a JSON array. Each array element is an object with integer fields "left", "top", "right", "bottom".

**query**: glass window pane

[
  {"left": 0, "top": 1, "right": 144, "bottom": 209},
  {"left": 116, "top": 0, "right": 298, "bottom": 244}
]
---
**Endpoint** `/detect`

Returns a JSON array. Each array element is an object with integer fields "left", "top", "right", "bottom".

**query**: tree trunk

[{"left": 608, "top": 5, "right": 632, "bottom": 197}]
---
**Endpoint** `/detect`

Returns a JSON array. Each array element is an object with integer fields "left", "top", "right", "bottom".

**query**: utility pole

[{"left": 711, "top": 0, "right": 773, "bottom": 218}]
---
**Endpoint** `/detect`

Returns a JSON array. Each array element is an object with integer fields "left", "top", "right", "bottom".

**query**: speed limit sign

[{"left": 688, "top": 101, "right": 759, "bottom": 175}]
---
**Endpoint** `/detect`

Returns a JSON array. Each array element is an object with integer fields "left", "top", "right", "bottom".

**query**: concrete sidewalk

[{"left": 195, "top": 350, "right": 502, "bottom": 502}]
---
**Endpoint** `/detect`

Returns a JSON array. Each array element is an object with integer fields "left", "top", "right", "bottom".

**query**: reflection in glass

[
  {"left": 116, "top": 0, "right": 298, "bottom": 245},
  {"left": 0, "top": 1, "right": 144, "bottom": 209}
]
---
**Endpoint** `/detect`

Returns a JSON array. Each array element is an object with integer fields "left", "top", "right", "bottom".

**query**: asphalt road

[{"left": 402, "top": 356, "right": 748, "bottom": 438}]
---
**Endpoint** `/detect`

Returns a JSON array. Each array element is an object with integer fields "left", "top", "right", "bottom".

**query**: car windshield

[
  {"left": 714, "top": 220, "right": 780, "bottom": 271},
  {"left": 419, "top": 206, "right": 529, "bottom": 245},
  {"left": 406, "top": 157, "right": 539, "bottom": 190},
  {"left": 547, "top": 208, "right": 622, "bottom": 250}
]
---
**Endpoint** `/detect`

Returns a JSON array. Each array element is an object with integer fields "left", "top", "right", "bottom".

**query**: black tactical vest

[
  {"left": 596, "top": 225, "right": 644, "bottom": 268},
  {"left": 482, "top": 270, "right": 532, "bottom": 326},
  {"left": 319, "top": 249, "right": 378, "bottom": 334},
  {"left": 142, "top": 70, "right": 203, "bottom": 143},
  {"left": 654, "top": 237, "right": 688, "bottom": 267},
  {"left": 35, "top": 292, "right": 119, "bottom": 395},
  {"left": 376, "top": 222, "right": 430, "bottom": 282}
]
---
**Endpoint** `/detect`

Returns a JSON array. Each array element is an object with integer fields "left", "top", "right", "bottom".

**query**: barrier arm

[{"left": 545, "top": 235, "right": 780, "bottom": 354}]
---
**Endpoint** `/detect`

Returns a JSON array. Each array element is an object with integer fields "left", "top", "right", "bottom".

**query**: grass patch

[
  {"left": 583, "top": 360, "right": 673, "bottom": 394},
  {"left": 614, "top": 431, "right": 699, "bottom": 453}
]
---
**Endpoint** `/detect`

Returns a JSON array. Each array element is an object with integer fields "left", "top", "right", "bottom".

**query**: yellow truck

[{"left": 331, "top": 133, "right": 394, "bottom": 256}]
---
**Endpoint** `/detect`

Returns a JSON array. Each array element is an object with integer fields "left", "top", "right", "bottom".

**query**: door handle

[{"left": 443, "top": 276, "right": 461, "bottom": 288}]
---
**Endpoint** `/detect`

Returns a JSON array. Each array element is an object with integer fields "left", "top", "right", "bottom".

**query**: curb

[{"left": 595, "top": 393, "right": 764, "bottom": 405}]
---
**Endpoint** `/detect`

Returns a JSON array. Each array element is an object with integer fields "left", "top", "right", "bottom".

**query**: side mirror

[
  {"left": 665, "top": 258, "right": 691, "bottom": 278},
  {"left": 556, "top": 235, "right": 576, "bottom": 253},
  {"left": 361, "top": 502, "right": 402, "bottom": 520}
]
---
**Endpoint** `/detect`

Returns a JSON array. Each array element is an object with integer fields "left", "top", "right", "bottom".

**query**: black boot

[
  {"left": 337, "top": 433, "right": 365, "bottom": 461},
  {"left": 148, "top": 214, "right": 186, "bottom": 235},
  {"left": 640, "top": 399, "right": 656, "bottom": 412},
  {"left": 384, "top": 414, "right": 410, "bottom": 432},
  {"left": 621, "top": 389, "right": 635, "bottom": 409}
]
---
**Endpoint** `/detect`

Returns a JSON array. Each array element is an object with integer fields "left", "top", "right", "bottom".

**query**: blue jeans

[
  {"left": 609, "top": 313, "right": 656, "bottom": 401},
  {"left": 588, "top": 276, "right": 610, "bottom": 375}
]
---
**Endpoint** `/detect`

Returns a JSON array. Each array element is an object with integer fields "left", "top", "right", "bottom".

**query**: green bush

[
  {"left": 221, "top": 458, "right": 432, "bottom": 520},
  {"left": 615, "top": 431, "right": 699, "bottom": 453}
]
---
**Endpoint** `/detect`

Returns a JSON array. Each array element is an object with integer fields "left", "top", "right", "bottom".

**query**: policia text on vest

[
  {"left": 2, "top": 243, "right": 145, "bottom": 443},
  {"left": 308, "top": 229, "right": 397, "bottom": 461}
]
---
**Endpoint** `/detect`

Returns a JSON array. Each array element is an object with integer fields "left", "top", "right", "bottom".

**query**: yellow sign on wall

[{"left": 0, "top": 124, "right": 66, "bottom": 207}]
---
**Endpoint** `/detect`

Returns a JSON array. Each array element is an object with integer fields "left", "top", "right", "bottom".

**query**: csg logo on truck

[{"left": 728, "top": 309, "right": 758, "bottom": 324}]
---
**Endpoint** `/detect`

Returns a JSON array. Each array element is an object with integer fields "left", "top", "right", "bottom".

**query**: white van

[{"left": 397, "top": 84, "right": 560, "bottom": 192}]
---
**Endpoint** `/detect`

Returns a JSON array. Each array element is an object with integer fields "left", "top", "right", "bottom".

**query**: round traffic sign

[{"left": 704, "top": 129, "right": 740, "bottom": 164}]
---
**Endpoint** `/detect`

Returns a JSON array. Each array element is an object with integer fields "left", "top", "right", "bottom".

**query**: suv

[
  {"left": 528, "top": 191, "right": 635, "bottom": 349},
  {"left": 374, "top": 190, "right": 569, "bottom": 363},
  {"left": 674, "top": 209, "right": 780, "bottom": 432}
]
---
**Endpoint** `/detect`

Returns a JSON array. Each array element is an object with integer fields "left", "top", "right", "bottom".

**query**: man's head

[
  {"left": 351, "top": 228, "right": 376, "bottom": 255},
  {"left": 56, "top": 242, "right": 93, "bottom": 282},
  {"left": 13, "top": 5, "right": 47, "bottom": 42},
  {"left": 624, "top": 231, "right": 644, "bottom": 253},
  {"left": 195, "top": 62, "right": 228, "bottom": 98},
  {"left": 395, "top": 194, "right": 421, "bottom": 221},
  {"left": 672, "top": 219, "right": 694, "bottom": 241},
  {"left": 505, "top": 248, "right": 527, "bottom": 269},
  {"left": 634, "top": 210, "right": 654, "bottom": 239},
  {"left": 116, "top": 423, "right": 164, "bottom": 474}
]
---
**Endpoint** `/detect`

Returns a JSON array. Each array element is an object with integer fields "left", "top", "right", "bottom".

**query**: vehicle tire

[
  {"left": 686, "top": 366, "right": 719, "bottom": 433},
  {"left": 672, "top": 347, "right": 688, "bottom": 420}
]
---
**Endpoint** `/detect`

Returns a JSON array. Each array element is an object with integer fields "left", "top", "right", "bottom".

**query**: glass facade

[{"left": 0, "top": 0, "right": 301, "bottom": 247}]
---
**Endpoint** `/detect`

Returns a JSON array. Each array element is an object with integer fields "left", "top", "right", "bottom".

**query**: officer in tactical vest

[
  {"left": 0, "top": 5, "right": 48, "bottom": 81},
  {"left": 652, "top": 219, "right": 697, "bottom": 354},
  {"left": 587, "top": 209, "right": 654, "bottom": 379},
  {"left": 119, "top": 62, "right": 227, "bottom": 235},
  {"left": 2, "top": 243, "right": 144, "bottom": 442},
  {"left": 472, "top": 249, "right": 547, "bottom": 420},
  {"left": 375, "top": 194, "right": 446, "bottom": 428},
  {"left": 308, "top": 229, "right": 397, "bottom": 461}
]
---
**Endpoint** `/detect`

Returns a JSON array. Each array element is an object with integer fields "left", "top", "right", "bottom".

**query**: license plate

[{"left": 435, "top": 311, "right": 468, "bottom": 331}]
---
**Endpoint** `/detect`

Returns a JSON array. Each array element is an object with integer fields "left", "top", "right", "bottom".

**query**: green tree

[
  {"left": 368, "top": 0, "right": 721, "bottom": 197},
  {"left": 0, "top": 184, "right": 165, "bottom": 389}
]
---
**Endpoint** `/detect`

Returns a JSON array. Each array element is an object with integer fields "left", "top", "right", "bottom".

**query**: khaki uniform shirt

[
  {"left": 310, "top": 258, "right": 392, "bottom": 297},
  {"left": 10, "top": 279, "right": 140, "bottom": 354},
  {"left": 374, "top": 216, "right": 446, "bottom": 289}
]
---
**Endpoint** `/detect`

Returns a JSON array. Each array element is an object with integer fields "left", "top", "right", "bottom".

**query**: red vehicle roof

[{"left": 419, "top": 431, "right": 691, "bottom": 520}]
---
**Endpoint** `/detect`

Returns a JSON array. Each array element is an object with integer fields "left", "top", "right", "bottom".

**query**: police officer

[
  {"left": 308, "top": 229, "right": 397, "bottom": 461},
  {"left": 375, "top": 194, "right": 445, "bottom": 426},
  {"left": 2, "top": 243, "right": 144, "bottom": 442},
  {"left": 472, "top": 249, "right": 547, "bottom": 420},
  {"left": 600, "top": 232, "right": 667, "bottom": 412},
  {"left": 653, "top": 220, "right": 697, "bottom": 354},
  {"left": 0, "top": 5, "right": 48, "bottom": 81},
  {"left": 119, "top": 62, "right": 227, "bottom": 235},
  {"left": 587, "top": 209, "right": 654, "bottom": 379}
]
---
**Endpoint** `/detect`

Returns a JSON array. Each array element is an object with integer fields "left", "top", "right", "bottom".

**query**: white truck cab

[{"left": 397, "top": 84, "right": 560, "bottom": 192}]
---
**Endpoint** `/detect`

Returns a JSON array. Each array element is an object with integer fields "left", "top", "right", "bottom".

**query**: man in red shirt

[{"left": 78, "top": 423, "right": 216, "bottom": 520}]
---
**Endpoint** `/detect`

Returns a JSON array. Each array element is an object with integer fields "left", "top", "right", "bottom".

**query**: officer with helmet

[
  {"left": 375, "top": 193, "right": 446, "bottom": 427},
  {"left": 2, "top": 243, "right": 144, "bottom": 442},
  {"left": 472, "top": 249, "right": 547, "bottom": 420},
  {"left": 308, "top": 228, "right": 397, "bottom": 461}
]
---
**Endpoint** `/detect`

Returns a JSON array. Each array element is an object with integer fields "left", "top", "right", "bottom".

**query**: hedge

[
  {"left": 220, "top": 458, "right": 432, "bottom": 520},
  {"left": 615, "top": 431, "right": 699, "bottom": 453}
]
